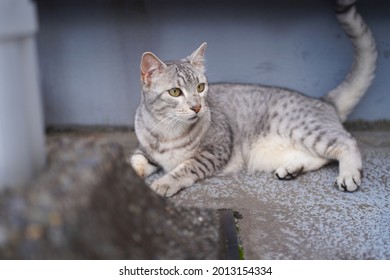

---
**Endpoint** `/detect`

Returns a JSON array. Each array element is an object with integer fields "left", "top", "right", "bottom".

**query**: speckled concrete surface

[
  {"left": 71, "top": 130, "right": 390, "bottom": 259},
  {"left": 168, "top": 131, "right": 390, "bottom": 259}
]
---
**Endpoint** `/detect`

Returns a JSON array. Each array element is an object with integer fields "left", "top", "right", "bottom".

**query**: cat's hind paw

[
  {"left": 335, "top": 169, "right": 362, "bottom": 192},
  {"left": 275, "top": 165, "right": 304, "bottom": 180}
]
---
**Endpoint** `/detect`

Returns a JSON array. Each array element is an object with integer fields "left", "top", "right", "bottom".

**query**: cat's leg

[
  {"left": 150, "top": 165, "right": 195, "bottom": 197},
  {"left": 150, "top": 115, "right": 233, "bottom": 197},
  {"left": 222, "top": 146, "right": 244, "bottom": 174},
  {"left": 300, "top": 131, "right": 362, "bottom": 192},
  {"left": 129, "top": 149, "right": 159, "bottom": 178},
  {"left": 150, "top": 148, "right": 227, "bottom": 197},
  {"left": 327, "top": 137, "right": 362, "bottom": 192},
  {"left": 275, "top": 152, "right": 329, "bottom": 180}
]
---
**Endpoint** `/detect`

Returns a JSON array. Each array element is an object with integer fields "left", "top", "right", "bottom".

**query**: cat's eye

[
  {"left": 197, "top": 83, "right": 205, "bottom": 93},
  {"left": 168, "top": 88, "right": 182, "bottom": 97}
]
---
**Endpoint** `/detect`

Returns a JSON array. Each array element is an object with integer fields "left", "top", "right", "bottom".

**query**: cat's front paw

[
  {"left": 150, "top": 176, "right": 182, "bottom": 197},
  {"left": 129, "top": 153, "right": 157, "bottom": 179},
  {"left": 335, "top": 169, "right": 362, "bottom": 192}
]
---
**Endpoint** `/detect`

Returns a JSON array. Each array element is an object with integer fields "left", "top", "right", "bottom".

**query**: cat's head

[{"left": 140, "top": 43, "right": 209, "bottom": 124}]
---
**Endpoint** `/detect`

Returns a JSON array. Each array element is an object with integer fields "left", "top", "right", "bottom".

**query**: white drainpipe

[{"left": 0, "top": 0, "right": 45, "bottom": 189}]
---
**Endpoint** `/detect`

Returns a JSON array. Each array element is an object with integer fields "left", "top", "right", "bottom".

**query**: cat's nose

[{"left": 190, "top": 104, "right": 202, "bottom": 113}]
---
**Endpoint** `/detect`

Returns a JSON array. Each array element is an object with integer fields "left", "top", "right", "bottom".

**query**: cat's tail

[{"left": 324, "top": 0, "right": 377, "bottom": 122}]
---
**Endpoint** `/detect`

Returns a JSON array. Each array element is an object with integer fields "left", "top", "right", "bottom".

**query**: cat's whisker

[
  {"left": 159, "top": 115, "right": 181, "bottom": 139},
  {"left": 149, "top": 115, "right": 175, "bottom": 135},
  {"left": 168, "top": 116, "right": 182, "bottom": 130}
]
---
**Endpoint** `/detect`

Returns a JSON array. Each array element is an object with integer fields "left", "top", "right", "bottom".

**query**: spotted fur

[{"left": 131, "top": 0, "right": 377, "bottom": 197}]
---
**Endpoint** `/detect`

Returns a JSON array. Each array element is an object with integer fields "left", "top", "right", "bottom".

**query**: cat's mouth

[
  {"left": 188, "top": 115, "right": 198, "bottom": 122},
  {"left": 175, "top": 113, "right": 200, "bottom": 123},
  {"left": 181, "top": 111, "right": 203, "bottom": 123},
  {"left": 187, "top": 113, "right": 203, "bottom": 122}
]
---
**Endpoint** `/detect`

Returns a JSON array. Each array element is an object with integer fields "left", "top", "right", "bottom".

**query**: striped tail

[{"left": 324, "top": 0, "right": 377, "bottom": 122}]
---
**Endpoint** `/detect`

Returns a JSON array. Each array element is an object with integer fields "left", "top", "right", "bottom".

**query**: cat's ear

[
  {"left": 140, "top": 52, "right": 167, "bottom": 86},
  {"left": 187, "top": 42, "right": 207, "bottom": 71}
]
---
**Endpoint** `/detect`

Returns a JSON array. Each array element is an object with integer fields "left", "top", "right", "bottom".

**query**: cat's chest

[
  {"left": 137, "top": 131, "right": 197, "bottom": 171},
  {"left": 150, "top": 147, "right": 194, "bottom": 172}
]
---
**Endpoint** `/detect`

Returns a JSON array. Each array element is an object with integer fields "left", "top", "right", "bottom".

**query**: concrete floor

[
  {"left": 171, "top": 131, "right": 390, "bottom": 259},
  {"left": 82, "top": 129, "right": 390, "bottom": 259}
]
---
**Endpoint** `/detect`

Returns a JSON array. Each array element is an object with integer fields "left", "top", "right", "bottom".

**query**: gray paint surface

[{"left": 36, "top": 0, "right": 390, "bottom": 126}]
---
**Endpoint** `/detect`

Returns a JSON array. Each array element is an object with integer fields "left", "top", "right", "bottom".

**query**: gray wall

[{"left": 36, "top": 0, "right": 390, "bottom": 127}]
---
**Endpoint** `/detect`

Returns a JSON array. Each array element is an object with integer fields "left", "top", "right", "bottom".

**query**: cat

[{"left": 130, "top": 0, "right": 377, "bottom": 197}]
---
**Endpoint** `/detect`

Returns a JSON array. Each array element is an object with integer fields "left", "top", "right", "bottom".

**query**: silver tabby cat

[{"left": 131, "top": 0, "right": 377, "bottom": 197}]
